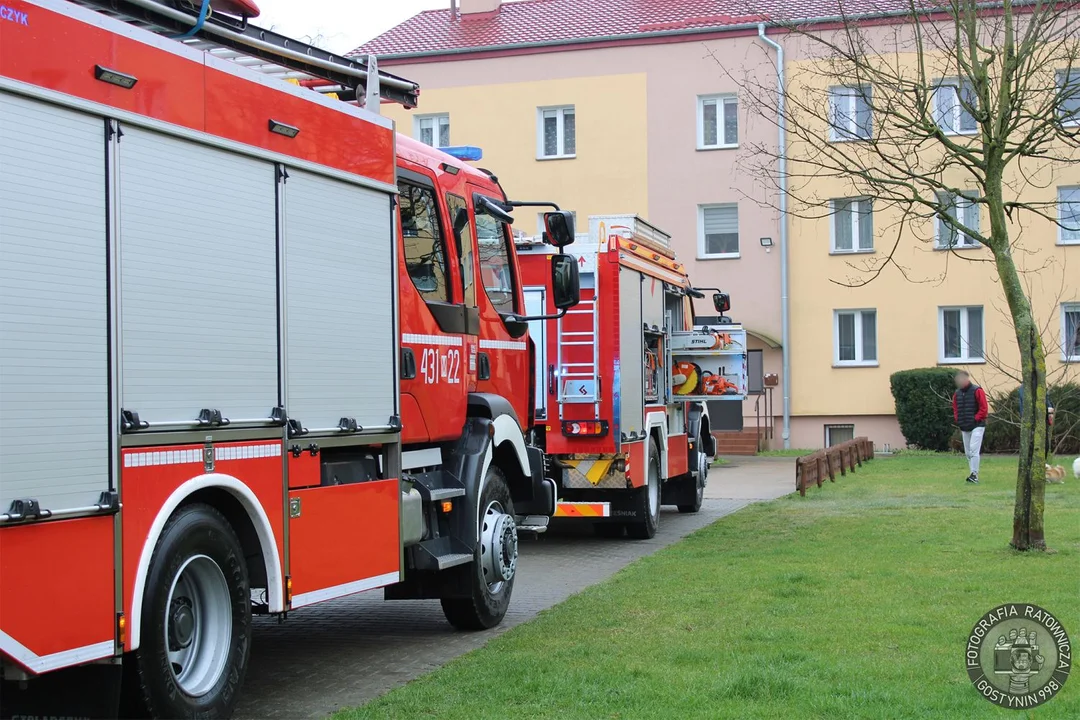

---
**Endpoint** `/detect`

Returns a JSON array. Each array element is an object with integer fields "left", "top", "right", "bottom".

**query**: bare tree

[{"left": 728, "top": 0, "right": 1080, "bottom": 550}]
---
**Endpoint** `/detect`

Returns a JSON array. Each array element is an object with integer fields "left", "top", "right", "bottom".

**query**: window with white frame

[
  {"left": 536, "top": 210, "right": 577, "bottom": 239},
  {"left": 698, "top": 94, "right": 738, "bottom": 149},
  {"left": 831, "top": 197, "right": 874, "bottom": 252},
  {"left": 1063, "top": 303, "right": 1080, "bottom": 362},
  {"left": 829, "top": 85, "right": 873, "bottom": 140},
  {"left": 825, "top": 424, "right": 855, "bottom": 447},
  {"left": 414, "top": 114, "right": 450, "bottom": 147},
  {"left": 834, "top": 309, "right": 877, "bottom": 365},
  {"left": 698, "top": 204, "right": 739, "bottom": 258},
  {"left": 940, "top": 306, "right": 984, "bottom": 362},
  {"left": 933, "top": 79, "right": 978, "bottom": 134},
  {"left": 936, "top": 191, "right": 981, "bottom": 248},
  {"left": 1059, "top": 186, "right": 1080, "bottom": 245},
  {"left": 1057, "top": 69, "right": 1080, "bottom": 125},
  {"left": 537, "top": 106, "right": 575, "bottom": 158}
]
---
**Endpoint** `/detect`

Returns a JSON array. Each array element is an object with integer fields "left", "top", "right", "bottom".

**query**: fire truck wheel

[
  {"left": 678, "top": 439, "right": 709, "bottom": 514},
  {"left": 626, "top": 439, "right": 661, "bottom": 539},
  {"left": 126, "top": 503, "right": 250, "bottom": 719},
  {"left": 441, "top": 465, "right": 517, "bottom": 631}
]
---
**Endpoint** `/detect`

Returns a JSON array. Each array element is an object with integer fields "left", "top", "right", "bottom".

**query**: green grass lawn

[{"left": 338, "top": 455, "right": 1079, "bottom": 720}]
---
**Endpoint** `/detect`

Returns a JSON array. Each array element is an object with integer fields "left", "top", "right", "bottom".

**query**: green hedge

[
  {"left": 976, "top": 382, "right": 1080, "bottom": 457},
  {"left": 890, "top": 368, "right": 958, "bottom": 451}
]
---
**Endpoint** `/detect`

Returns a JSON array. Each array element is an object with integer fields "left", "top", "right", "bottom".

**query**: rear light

[{"left": 561, "top": 420, "right": 609, "bottom": 437}]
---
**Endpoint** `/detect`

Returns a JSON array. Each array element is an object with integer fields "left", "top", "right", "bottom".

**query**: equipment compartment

[{"left": 670, "top": 326, "right": 748, "bottom": 401}]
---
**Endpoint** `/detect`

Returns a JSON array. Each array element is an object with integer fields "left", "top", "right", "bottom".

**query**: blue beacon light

[{"left": 438, "top": 145, "right": 483, "bottom": 162}]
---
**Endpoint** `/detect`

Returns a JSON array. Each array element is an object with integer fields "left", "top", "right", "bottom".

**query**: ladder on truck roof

[{"left": 69, "top": 0, "right": 420, "bottom": 109}]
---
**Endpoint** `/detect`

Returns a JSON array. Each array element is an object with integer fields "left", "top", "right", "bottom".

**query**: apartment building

[{"left": 361, "top": 0, "right": 1079, "bottom": 449}]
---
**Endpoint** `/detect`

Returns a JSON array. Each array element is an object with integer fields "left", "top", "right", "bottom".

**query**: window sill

[
  {"left": 833, "top": 361, "right": 879, "bottom": 368},
  {"left": 933, "top": 243, "right": 982, "bottom": 251},
  {"left": 1063, "top": 356, "right": 1080, "bottom": 363},
  {"left": 697, "top": 253, "right": 741, "bottom": 260},
  {"left": 1057, "top": 239, "right": 1080, "bottom": 246},
  {"left": 697, "top": 144, "right": 739, "bottom": 152},
  {"left": 941, "top": 129, "right": 979, "bottom": 137},
  {"left": 536, "top": 154, "right": 576, "bottom": 161},
  {"left": 830, "top": 248, "right": 875, "bottom": 255},
  {"left": 938, "top": 358, "right": 987, "bottom": 365},
  {"left": 828, "top": 134, "right": 872, "bottom": 144}
]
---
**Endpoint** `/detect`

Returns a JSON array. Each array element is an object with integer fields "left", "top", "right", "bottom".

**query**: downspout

[{"left": 757, "top": 23, "right": 791, "bottom": 449}]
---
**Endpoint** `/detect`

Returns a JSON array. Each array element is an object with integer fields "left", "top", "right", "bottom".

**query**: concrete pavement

[{"left": 237, "top": 458, "right": 794, "bottom": 718}]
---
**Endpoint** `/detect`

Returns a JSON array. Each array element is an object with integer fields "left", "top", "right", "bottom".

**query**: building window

[
  {"left": 698, "top": 204, "right": 739, "bottom": 258},
  {"left": 697, "top": 95, "right": 738, "bottom": 149},
  {"left": 825, "top": 424, "right": 855, "bottom": 447},
  {"left": 398, "top": 182, "right": 450, "bottom": 303},
  {"left": 936, "top": 191, "right": 981, "bottom": 248},
  {"left": 834, "top": 310, "right": 877, "bottom": 366},
  {"left": 829, "top": 85, "right": 873, "bottom": 140},
  {"left": 1057, "top": 69, "right": 1080, "bottom": 125},
  {"left": 940, "top": 306, "right": 984, "bottom": 362},
  {"left": 414, "top": 114, "right": 450, "bottom": 148},
  {"left": 536, "top": 211, "right": 577, "bottom": 239},
  {"left": 537, "top": 106, "right": 575, "bottom": 159},
  {"left": 831, "top": 197, "right": 874, "bottom": 252},
  {"left": 933, "top": 79, "right": 978, "bottom": 134},
  {"left": 1063, "top": 303, "right": 1080, "bottom": 362},
  {"left": 1059, "top": 186, "right": 1080, "bottom": 245}
]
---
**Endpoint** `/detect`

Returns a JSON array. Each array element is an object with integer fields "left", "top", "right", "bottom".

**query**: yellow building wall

[
  {"left": 383, "top": 74, "right": 649, "bottom": 228},
  {"left": 785, "top": 55, "right": 1079, "bottom": 419}
]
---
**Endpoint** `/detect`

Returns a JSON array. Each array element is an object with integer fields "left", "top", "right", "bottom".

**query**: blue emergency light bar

[{"left": 439, "top": 145, "right": 483, "bottom": 161}]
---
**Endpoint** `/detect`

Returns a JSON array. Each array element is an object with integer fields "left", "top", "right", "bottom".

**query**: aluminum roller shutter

[
  {"left": 0, "top": 93, "right": 109, "bottom": 512},
  {"left": 118, "top": 127, "right": 278, "bottom": 425},
  {"left": 283, "top": 169, "right": 395, "bottom": 431}
]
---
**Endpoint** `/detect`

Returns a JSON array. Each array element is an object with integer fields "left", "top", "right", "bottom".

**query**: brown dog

[{"left": 1046, "top": 464, "right": 1066, "bottom": 483}]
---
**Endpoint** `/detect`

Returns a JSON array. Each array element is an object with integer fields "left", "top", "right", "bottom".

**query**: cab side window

[
  {"left": 399, "top": 182, "right": 450, "bottom": 303},
  {"left": 475, "top": 210, "right": 519, "bottom": 314},
  {"left": 445, "top": 193, "right": 475, "bottom": 308}
]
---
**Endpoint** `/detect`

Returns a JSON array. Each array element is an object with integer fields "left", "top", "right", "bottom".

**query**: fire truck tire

[
  {"left": 124, "top": 503, "right": 251, "bottom": 719},
  {"left": 678, "top": 436, "right": 709, "bottom": 514},
  {"left": 441, "top": 466, "right": 517, "bottom": 630},
  {"left": 626, "top": 439, "right": 661, "bottom": 540}
]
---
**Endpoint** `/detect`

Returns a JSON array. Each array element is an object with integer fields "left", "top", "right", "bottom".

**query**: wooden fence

[{"left": 795, "top": 437, "right": 875, "bottom": 496}]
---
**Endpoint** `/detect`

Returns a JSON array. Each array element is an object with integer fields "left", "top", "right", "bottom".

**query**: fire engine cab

[
  {"left": 0, "top": 1, "right": 578, "bottom": 717},
  {"left": 518, "top": 215, "right": 748, "bottom": 539}
]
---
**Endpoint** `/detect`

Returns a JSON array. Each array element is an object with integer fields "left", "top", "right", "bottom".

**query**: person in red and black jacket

[{"left": 952, "top": 370, "right": 989, "bottom": 484}]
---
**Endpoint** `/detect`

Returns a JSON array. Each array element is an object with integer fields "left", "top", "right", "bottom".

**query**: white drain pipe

[{"left": 757, "top": 23, "right": 791, "bottom": 448}]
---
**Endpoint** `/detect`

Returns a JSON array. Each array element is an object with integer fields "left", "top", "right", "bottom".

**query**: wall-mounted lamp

[
  {"left": 94, "top": 65, "right": 138, "bottom": 89},
  {"left": 268, "top": 119, "right": 300, "bottom": 138},
  {"left": 759, "top": 237, "right": 774, "bottom": 247}
]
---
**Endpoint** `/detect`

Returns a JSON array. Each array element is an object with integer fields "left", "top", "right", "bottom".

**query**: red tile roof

[{"left": 355, "top": 0, "right": 909, "bottom": 58}]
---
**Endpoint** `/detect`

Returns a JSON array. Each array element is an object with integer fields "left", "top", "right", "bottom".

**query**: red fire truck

[
  {"left": 518, "top": 215, "right": 747, "bottom": 539},
  {"left": 0, "top": 1, "right": 578, "bottom": 717}
]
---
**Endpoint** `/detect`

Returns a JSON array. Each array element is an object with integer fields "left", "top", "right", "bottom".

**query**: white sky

[{"left": 251, "top": 1, "right": 450, "bottom": 54}]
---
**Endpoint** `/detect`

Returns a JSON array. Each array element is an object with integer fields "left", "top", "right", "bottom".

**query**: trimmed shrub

[{"left": 890, "top": 368, "right": 958, "bottom": 451}]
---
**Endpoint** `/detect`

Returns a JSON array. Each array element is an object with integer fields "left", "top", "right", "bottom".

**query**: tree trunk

[{"left": 987, "top": 180, "right": 1047, "bottom": 551}]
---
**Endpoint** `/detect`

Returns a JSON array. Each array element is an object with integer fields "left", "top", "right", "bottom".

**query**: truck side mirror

[
  {"left": 713, "top": 292, "right": 730, "bottom": 313},
  {"left": 543, "top": 211, "right": 576, "bottom": 248},
  {"left": 451, "top": 206, "right": 469, "bottom": 254},
  {"left": 551, "top": 254, "right": 580, "bottom": 310}
]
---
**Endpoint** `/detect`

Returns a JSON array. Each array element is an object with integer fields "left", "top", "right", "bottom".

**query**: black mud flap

[{"left": 1, "top": 663, "right": 121, "bottom": 719}]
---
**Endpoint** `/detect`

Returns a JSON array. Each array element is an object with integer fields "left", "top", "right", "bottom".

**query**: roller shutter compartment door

[
  {"left": 283, "top": 170, "right": 395, "bottom": 431},
  {"left": 0, "top": 93, "right": 109, "bottom": 512},
  {"left": 118, "top": 127, "right": 278, "bottom": 424},
  {"left": 619, "top": 268, "right": 644, "bottom": 436}
]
